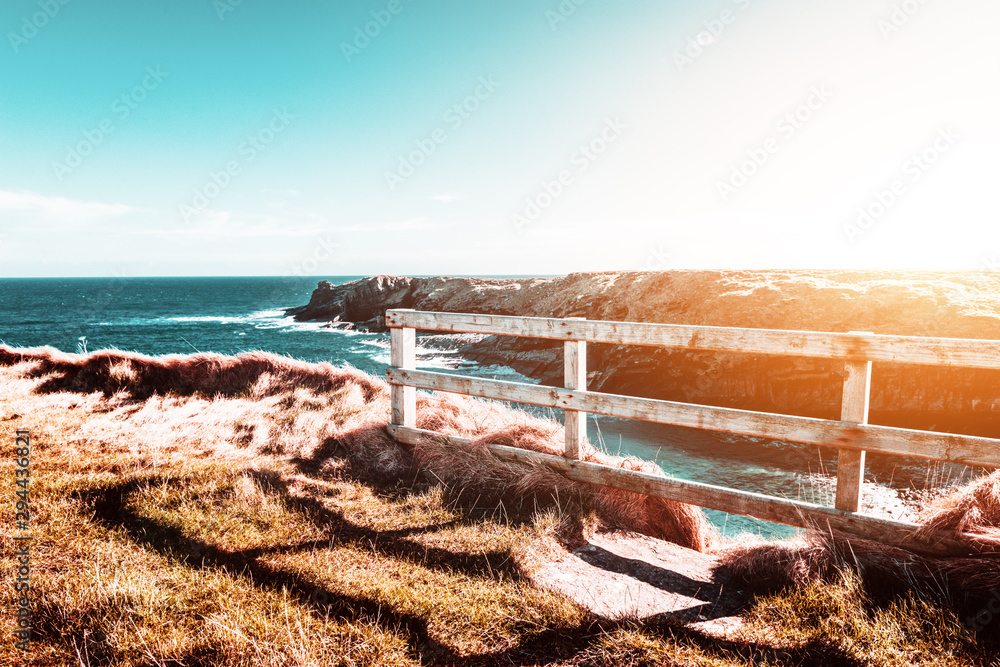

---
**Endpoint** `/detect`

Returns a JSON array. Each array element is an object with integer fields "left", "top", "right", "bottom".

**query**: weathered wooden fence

[{"left": 385, "top": 308, "right": 1000, "bottom": 556}]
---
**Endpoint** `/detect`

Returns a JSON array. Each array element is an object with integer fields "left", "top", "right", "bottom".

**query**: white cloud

[
  {"left": 385, "top": 216, "right": 434, "bottom": 231},
  {"left": 0, "top": 189, "right": 135, "bottom": 223},
  {"left": 430, "top": 192, "right": 464, "bottom": 203},
  {"left": 132, "top": 210, "right": 329, "bottom": 238},
  {"left": 336, "top": 216, "right": 453, "bottom": 233}
]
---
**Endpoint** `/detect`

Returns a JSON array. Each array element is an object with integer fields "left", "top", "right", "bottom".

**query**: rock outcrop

[{"left": 290, "top": 272, "right": 1000, "bottom": 438}]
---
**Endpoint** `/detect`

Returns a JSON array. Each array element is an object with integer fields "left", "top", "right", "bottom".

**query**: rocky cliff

[{"left": 289, "top": 271, "right": 1000, "bottom": 438}]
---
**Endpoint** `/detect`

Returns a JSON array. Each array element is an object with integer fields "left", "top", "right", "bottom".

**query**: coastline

[{"left": 290, "top": 271, "right": 1000, "bottom": 437}]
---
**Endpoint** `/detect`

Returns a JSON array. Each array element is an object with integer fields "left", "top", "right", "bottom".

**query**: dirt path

[{"left": 531, "top": 532, "right": 748, "bottom": 637}]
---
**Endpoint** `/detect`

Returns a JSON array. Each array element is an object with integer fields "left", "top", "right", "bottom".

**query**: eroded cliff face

[
  {"left": 290, "top": 275, "right": 547, "bottom": 329},
  {"left": 290, "top": 271, "right": 1000, "bottom": 437}
]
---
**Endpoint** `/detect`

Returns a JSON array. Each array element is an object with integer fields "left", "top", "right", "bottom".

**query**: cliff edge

[{"left": 290, "top": 271, "right": 1000, "bottom": 437}]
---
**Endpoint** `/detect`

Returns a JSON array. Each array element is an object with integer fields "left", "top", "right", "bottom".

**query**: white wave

[
  {"left": 159, "top": 310, "right": 380, "bottom": 335},
  {"left": 248, "top": 309, "right": 287, "bottom": 318},
  {"left": 259, "top": 318, "right": 322, "bottom": 331},
  {"left": 165, "top": 315, "right": 252, "bottom": 324},
  {"left": 89, "top": 310, "right": 300, "bottom": 328}
]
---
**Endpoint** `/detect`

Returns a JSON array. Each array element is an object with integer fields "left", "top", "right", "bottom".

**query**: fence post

[
  {"left": 835, "top": 334, "right": 872, "bottom": 512},
  {"left": 564, "top": 317, "right": 587, "bottom": 459},
  {"left": 389, "top": 309, "right": 416, "bottom": 428}
]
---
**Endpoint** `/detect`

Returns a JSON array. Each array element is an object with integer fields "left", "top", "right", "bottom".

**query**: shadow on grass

[
  {"left": 294, "top": 428, "right": 598, "bottom": 538},
  {"left": 70, "top": 476, "right": 609, "bottom": 666},
  {"left": 65, "top": 473, "right": 898, "bottom": 666},
  {"left": 638, "top": 619, "right": 868, "bottom": 667},
  {"left": 245, "top": 468, "right": 526, "bottom": 582}
]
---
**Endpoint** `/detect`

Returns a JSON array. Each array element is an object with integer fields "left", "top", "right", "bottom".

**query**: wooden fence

[{"left": 385, "top": 308, "right": 1000, "bottom": 556}]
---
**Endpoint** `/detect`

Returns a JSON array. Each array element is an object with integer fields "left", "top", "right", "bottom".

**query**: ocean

[{"left": 1, "top": 275, "right": 947, "bottom": 539}]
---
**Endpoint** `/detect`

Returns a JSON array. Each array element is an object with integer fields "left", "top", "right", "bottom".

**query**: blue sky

[{"left": 1, "top": 0, "right": 998, "bottom": 277}]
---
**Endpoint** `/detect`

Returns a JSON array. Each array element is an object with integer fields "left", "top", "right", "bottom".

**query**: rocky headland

[{"left": 288, "top": 271, "right": 1000, "bottom": 438}]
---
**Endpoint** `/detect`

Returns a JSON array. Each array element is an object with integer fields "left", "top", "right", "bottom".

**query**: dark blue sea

[{"left": 2, "top": 276, "right": 944, "bottom": 539}]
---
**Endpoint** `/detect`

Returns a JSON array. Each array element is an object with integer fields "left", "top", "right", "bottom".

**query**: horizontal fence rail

[
  {"left": 384, "top": 308, "right": 1000, "bottom": 557},
  {"left": 385, "top": 310, "right": 1000, "bottom": 369},
  {"left": 385, "top": 368, "right": 1000, "bottom": 469},
  {"left": 385, "top": 425, "right": 989, "bottom": 557}
]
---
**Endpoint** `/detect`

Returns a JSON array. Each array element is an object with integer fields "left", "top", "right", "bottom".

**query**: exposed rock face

[
  {"left": 291, "top": 272, "right": 1000, "bottom": 437},
  {"left": 289, "top": 275, "right": 547, "bottom": 329}
]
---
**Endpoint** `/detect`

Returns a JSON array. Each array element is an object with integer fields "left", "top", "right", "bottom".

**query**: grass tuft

[{"left": 2, "top": 345, "right": 998, "bottom": 666}]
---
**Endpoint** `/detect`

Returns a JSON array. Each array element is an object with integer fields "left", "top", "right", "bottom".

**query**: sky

[{"left": 0, "top": 0, "right": 998, "bottom": 277}]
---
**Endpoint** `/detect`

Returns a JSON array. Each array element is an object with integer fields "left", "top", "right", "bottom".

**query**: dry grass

[
  {"left": 1, "top": 345, "right": 996, "bottom": 666},
  {"left": 919, "top": 471, "right": 1000, "bottom": 540},
  {"left": 715, "top": 472, "right": 1000, "bottom": 652},
  {"left": 739, "top": 570, "right": 982, "bottom": 667},
  {"left": 0, "top": 344, "right": 715, "bottom": 551}
]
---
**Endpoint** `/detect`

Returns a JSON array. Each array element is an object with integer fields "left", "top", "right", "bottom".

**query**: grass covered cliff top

[{"left": 1, "top": 345, "right": 998, "bottom": 666}]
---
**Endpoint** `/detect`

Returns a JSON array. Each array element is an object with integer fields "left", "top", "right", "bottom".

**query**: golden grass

[
  {"left": 1, "top": 345, "right": 997, "bottom": 666},
  {"left": 740, "top": 570, "right": 981, "bottom": 667}
]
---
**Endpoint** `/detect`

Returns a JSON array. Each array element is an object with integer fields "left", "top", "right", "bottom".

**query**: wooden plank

[
  {"left": 564, "top": 317, "right": 587, "bottom": 459},
  {"left": 389, "top": 321, "right": 416, "bottom": 427},
  {"left": 388, "top": 424, "right": 471, "bottom": 448},
  {"left": 385, "top": 368, "right": 1000, "bottom": 468},
  {"left": 385, "top": 425, "right": 986, "bottom": 557},
  {"left": 385, "top": 310, "right": 1000, "bottom": 369},
  {"left": 835, "top": 356, "right": 872, "bottom": 512},
  {"left": 486, "top": 444, "right": 979, "bottom": 557}
]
